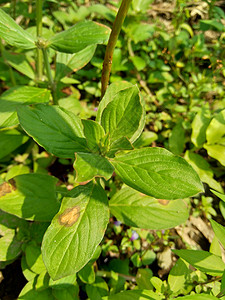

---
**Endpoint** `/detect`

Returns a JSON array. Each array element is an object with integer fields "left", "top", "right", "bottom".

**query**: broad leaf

[
  {"left": 96, "top": 81, "right": 134, "bottom": 122},
  {"left": 112, "top": 148, "right": 203, "bottom": 200},
  {"left": 48, "top": 20, "right": 110, "bottom": 53},
  {"left": 55, "top": 45, "right": 96, "bottom": 81},
  {"left": 103, "top": 289, "right": 163, "bottom": 300},
  {"left": 3, "top": 51, "right": 35, "bottom": 79},
  {"left": 191, "top": 108, "right": 211, "bottom": 147},
  {"left": 0, "top": 86, "right": 50, "bottom": 128},
  {"left": 184, "top": 150, "right": 223, "bottom": 192},
  {"left": 0, "top": 232, "right": 22, "bottom": 261},
  {"left": 74, "top": 152, "right": 114, "bottom": 182},
  {"left": 206, "top": 109, "right": 225, "bottom": 144},
  {"left": 210, "top": 219, "right": 225, "bottom": 249},
  {"left": 169, "top": 121, "right": 185, "bottom": 155},
  {"left": 82, "top": 119, "right": 105, "bottom": 153},
  {"left": 0, "top": 129, "right": 29, "bottom": 159},
  {"left": 18, "top": 104, "right": 89, "bottom": 158},
  {"left": 100, "top": 85, "right": 145, "bottom": 144},
  {"left": 0, "top": 9, "right": 35, "bottom": 49},
  {"left": 42, "top": 182, "right": 109, "bottom": 280},
  {"left": 86, "top": 277, "right": 109, "bottom": 300},
  {"left": 173, "top": 249, "right": 225, "bottom": 276},
  {"left": 25, "top": 242, "right": 46, "bottom": 274},
  {"left": 168, "top": 259, "right": 189, "bottom": 294},
  {"left": 204, "top": 144, "right": 225, "bottom": 166},
  {"left": 0, "top": 173, "right": 59, "bottom": 221},
  {"left": 109, "top": 187, "right": 189, "bottom": 229}
]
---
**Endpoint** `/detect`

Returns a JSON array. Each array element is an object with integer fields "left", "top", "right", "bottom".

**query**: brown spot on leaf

[
  {"left": 158, "top": 199, "right": 169, "bottom": 206},
  {"left": 0, "top": 181, "right": 16, "bottom": 197},
  {"left": 58, "top": 206, "right": 80, "bottom": 227}
]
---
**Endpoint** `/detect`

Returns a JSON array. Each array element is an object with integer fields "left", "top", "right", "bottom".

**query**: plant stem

[
  {"left": 42, "top": 48, "right": 57, "bottom": 104},
  {"left": 96, "top": 270, "right": 136, "bottom": 282},
  {"left": 36, "top": 0, "right": 43, "bottom": 81},
  {"left": 101, "top": 0, "right": 132, "bottom": 98}
]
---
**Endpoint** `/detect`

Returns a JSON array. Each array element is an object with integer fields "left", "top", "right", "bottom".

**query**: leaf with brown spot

[
  {"left": 58, "top": 206, "right": 80, "bottom": 227},
  {"left": 42, "top": 182, "right": 109, "bottom": 280}
]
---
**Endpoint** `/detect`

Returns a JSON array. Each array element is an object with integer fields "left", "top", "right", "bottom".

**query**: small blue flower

[
  {"left": 130, "top": 230, "right": 139, "bottom": 241},
  {"left": 114, "top": 220, "right": 122, "bottom": 226}
]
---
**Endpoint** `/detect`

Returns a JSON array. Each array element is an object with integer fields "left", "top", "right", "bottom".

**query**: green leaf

[
  {"left": 86, "top": 277, "right": 109, "bottom": 300},
  {"left": 0, "top": 173, "right": 59, "bottom": 221},
  {"left": 173, "top": 249, "right": 225, "bottom": 276},
  {"left": 18, "top": 280, "right": 54, "bottom": 300},
  {"left": 82, "top": 119, "right": 105, "bottom": 153},
  {"left": 48, "top": 20, "right": 110, "bottom": 53},
  {"left": 112, "top": 148, "right": 203, "bottom": 200},
  {"left": 74, "top": 152, "right": 114, "bottom": 182},
  {"left": 0, "top": 86, "right": 50, "bottom": 128},
  {"left": 136, "top": 269, "right": 153, "bottom": 290},
  {"left": 206, "top": 109, "right": 225, "bottom": 144},
  {"left": 0, "top": 232, "right": 22, "bottom": 261},
  {"left": 55, "top": 45, "right": 96, "bottom": 81},
  {"left": 168, "top": 259, "right": 189, "bottom": 294},
  {"left": 169, "top": 121, "right": 185, "bottom": 155},
  {"left": 25, "top": 242, "right": 46, "bottom": 274},
  {"left": 96, "top": 81, "right": 134, "bottom": 122},
  {"left": 210, "top": 219, "right": 225, "bottom": 249},
  {"left": 133, "top": 131, "right": 158, "bottom": 148},
  {"left": 42, "top": 182, "right": 109, "bottom": 280},
  {"left": 103, "top": 289, "right": 163, "bottom": 300},
  {"left": 184, "top": 150, "right": 223, "bottom": 192},
  {"left": 191, "top": 108, "right": 211, "bottom": 147},
  {"left": 204, "top": 144, "right": 225, "bottom": 166},
  {"left": 18, "top": 104, "right": 89, "bottom": 158},
  {"left": 0, "top": 129, "right": 29, "bottom": 159},
  {"left": 3, "top": 51, "right": 35, "bottom": 79},
  {"left": 78, "top": 263, "right": 95, "bottom": 284},
  {"left": 212, "top": 190, "right": 225, "bottom": 202},
  {"left": 109, "top": 187, "right": 189, "bottom": 229},
  {"left": 130, "top": 56, "right": 146, "bottom": 71},
  {"left": 100, "top": 85, "right": 145, "bottom": 144},
  {"left": 0, "top": 9, "right": 36, "bottom": 49},
  {"left": 176, "top": 294, "right": 219, "bottom": 300}
]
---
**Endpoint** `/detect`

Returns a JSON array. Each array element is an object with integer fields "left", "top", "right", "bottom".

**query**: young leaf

[
  {"left": 0, "top": 173, "right": 59, "bottom": 221},
  {"left": 42, "top": 182, "right": 109, "bottom": 280},
  {"left": 18, "top": 104, "right": 89, "bottom": 158},
  {"left": 210, "top": 219, "right": 225, "bottom": 250},
  {"left": 169, "top": 121, "right": 185, "bottom": 155},
  {"left": 184, "top": 150, "right": 223, "bottom": 192},
  {"left": 0, "top": 86, "right": 50, "bottom": 128},
  {"left": 112, "top": 148, "right": 203, "bottom": 200},
  {"left": 204, "top": 144, "right": 225, "bottom": 166},
  {"left": 206, "top": 109, "right": 225, "bottom": 144},
  {"left": 55, "top": 45, "right": 96, "bottom": 81},
  {"left": 109, "top": 187, "right": 189, "bottom": 229},
  {"left": 100, "top": 85, "right": 145, "bottom": 144},
  {"left": 173, "top": 249, "right": 225, "bottom": 276},
  {"left": 74, "top": 152, "right": 114, "bottom": 182},
  {"left": 82, "top": 119, "right": 105, "bottom": 153},
  {"left": 96, "top": 81, "right": 134, "bottom": 122},
  {"left": 0, "top": 129, "right": 29, "bottom": 159},
  {"left": 191, "top": 108, "right": 211, "bottom": 147},
  {"left": 0, "top": 8, "right": 36, "bottom": 49},
  {"left": 48, "top": 20, "right": 110, "bottom": 53}
]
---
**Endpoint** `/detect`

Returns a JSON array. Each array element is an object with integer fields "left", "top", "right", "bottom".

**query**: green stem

[
  {"left": 36, "top": 0, "right": 43, "bottom": 80},
  {"left": 96, "top": 270, "right": 136, "bottom": 282},
  {"left": 101, "top": 0, "right": 132, "bottom": 98},
  {"left": 42, "top": 48, "right": 57, "bottom": 104}
]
